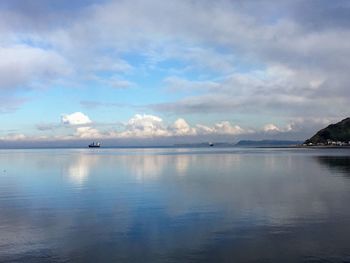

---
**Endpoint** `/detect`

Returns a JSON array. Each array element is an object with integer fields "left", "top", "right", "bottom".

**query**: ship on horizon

[{"left": 88, "top": 142, "right": 101, "bottom": 148}]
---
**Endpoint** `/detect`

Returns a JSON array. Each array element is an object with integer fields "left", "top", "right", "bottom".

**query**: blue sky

[{"left": 0, "top": 0, "right": 350, "bottom": 146}]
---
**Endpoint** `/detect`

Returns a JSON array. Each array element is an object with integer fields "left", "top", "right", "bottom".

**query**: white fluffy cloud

[
  {"left": 75, "top": 126, "right": 101, "bottom": 138},
  {"left": 169, "top": 118, "right": 196, "bottom": 136},
  {"left": 119, "top": 114, "right": 168, "bottom": 137},
  {"left": 263, "top": 124, "right": 281, "bottom": 133},
  {"left": 117, "top": 114, "right": 247, "bottom": 138},
  {"left": 194, "top": 122, "right": 246, "bottom": 136},
  {"left": 61, "top": 112, "right": 92, "bottom": 126},
  {"left": 55, "top": 113, "right": 249, "bottom": 140},
  {"left": 213, "top": 121, "right": 245, "bottom": 135}
]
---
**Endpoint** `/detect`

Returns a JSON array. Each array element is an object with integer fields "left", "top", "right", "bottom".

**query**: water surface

[{"left": 1, "top": 148, "right": 350, "bottom": 262}]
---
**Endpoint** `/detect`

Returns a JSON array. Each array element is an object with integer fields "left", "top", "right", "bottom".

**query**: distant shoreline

[
  {"left": 1, "top": 145, "right": 350, "bottom": 150},
  {"left": 298, "top": 145, "right": 350, "bottom": 149}
]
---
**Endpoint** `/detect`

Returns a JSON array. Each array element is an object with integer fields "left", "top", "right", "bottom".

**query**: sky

[{"left": 0, "top": 0, "right": 349, "bottom": 146}]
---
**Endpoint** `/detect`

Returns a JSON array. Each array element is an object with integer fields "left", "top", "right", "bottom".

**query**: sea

[{"left": 1, "top": 147, "right": 350, "bottom": 262}]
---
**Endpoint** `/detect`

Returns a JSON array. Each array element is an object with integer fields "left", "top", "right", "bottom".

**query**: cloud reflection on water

[
  {"left": 1, "top": 149, "right": 350, "bottom": 262},
  {"left": 65, "top": 154, "right": 98, "bottom": 186}
]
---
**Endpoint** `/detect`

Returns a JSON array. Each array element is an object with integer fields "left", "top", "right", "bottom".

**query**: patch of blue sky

[
  {"left": 210, "top": 45, "right": 266, "bottom": 74},
  {"left": 120, "top": 52, "right": 150, "bottom": 69},
  {"left": 14, "top": 37, "right": 53, "bottom": 50},
  {"left": 24, "top": 77, "right": 161, "bottom": 124},
  {"left": 0, "top": 113, "right": 26, "bottom": 134},
  {"left": 17, "top": 92, "right": 75, "bottom": 123}
]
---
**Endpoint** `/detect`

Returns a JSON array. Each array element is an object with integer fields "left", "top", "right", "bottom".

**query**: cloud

[
  {"left": 1, "top": 0, "right": 350, "bottom": 139},
  {"left": 84, "top": 56, "right": 133, "bottom": 74},
  {"left": 119, "top": 114, "right": 168, "bottom": 138},
  {"left": 36, "top": 123, "right": 61, "bottom": 131},
  {"left": 80, "top": 100, "right": 127, "bottom": 109},
  {"left": 0, "top": 45, "right": 70, "bottom": 91},
  {"left": 58, "top": 0, "right": 348, "bottom": 121},
  {"left": 289, "top": 0, "right": 350, "bottom": 31},
  {"left": 0, "top": 97, "right": 26, "bottom": 113},
  {"left": 118, "top": 114, "right": 247, "bottom": 138},
  {"left": 61, "top": 112, "right": 92, "bottom": 126},
  {"left": 263, "top": 124, "right": 281, "bottom": 133},
  {"left": 149, "top": 64, "right": 350, "bottom": 120},
  {"left": 195, "top": 122, "right": 246, "bottom": 136},
  {"left": 169, "top": 118, "right": 196, "bottom": 136},
  {"left": 102, "top": 76, "right": 134, "bottom": 89},
  {"left": 4, "top": 111, "right": 340, "bottom": 144},
  {"left": 164, "top": 76, "right": 220, "bottom": 93},
  {"left": 74, "top": 126, "right": 101, "bottom": 138},
  {"left": 0, "top": 133, "right": 26, "bottom": 141},
  {"left": 213, "top": 121, "right": 246, "bottom": 135},
  {"left": 51, "top": 113, "right": 250, "bottom": 140}
]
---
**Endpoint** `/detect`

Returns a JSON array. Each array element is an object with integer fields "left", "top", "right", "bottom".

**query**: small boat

[
  {"left": 88, "top": 142, "right": 101, "bottom": 148},
  {"left": 209, "top": 142, "right": 214, "bottom": 147}
]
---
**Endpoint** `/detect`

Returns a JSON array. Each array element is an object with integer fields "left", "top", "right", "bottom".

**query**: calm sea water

[{"left": 1, "top": 148, "right": 350, "bottom": 262}]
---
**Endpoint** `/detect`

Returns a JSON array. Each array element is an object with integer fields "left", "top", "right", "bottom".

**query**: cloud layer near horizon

[{"left": 1, "top": 112, "right": 334, "bottom": 145}]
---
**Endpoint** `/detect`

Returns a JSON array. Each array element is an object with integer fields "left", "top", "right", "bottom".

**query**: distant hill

[
  {"left": 305, "top": 118, "right": 350, "bottom": 144},
  {"left": 235, "top": 140, "right": 302, "bottom": 147}
]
